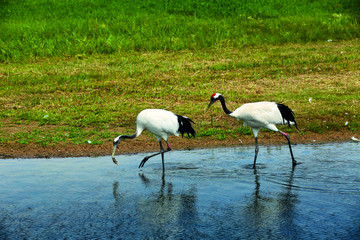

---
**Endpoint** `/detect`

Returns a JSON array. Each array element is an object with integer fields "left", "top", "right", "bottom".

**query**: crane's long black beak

[
  {"left": 112, "top": 140, "right": 120, "bottom": 165},
  {"left": 112, "top": 144, "right": 117, "bottom": 158},
  {"left": 206, "top": 100, "right": 215, "bottom": 112}
]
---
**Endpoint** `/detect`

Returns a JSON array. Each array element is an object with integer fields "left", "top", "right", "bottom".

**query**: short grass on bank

[{"left": 0, "top": 40, "right": 359, "bottom": 147}]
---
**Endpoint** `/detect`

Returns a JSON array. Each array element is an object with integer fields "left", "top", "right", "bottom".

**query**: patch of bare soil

[{"left": 0, "top": 130, "right": 357, "bottom": 159}]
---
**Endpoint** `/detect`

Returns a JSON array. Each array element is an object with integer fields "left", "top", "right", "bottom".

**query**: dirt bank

[{"left": 0, "top": 130, "right": 357, "bottom": 159}]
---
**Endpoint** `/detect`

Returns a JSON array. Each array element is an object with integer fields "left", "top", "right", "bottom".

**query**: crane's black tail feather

[
  {"left": 277, "top": 104, "right": 299, "bottom": 131},
  {"left": 176, "top": 115, "right": 196, "bottom": 138}
]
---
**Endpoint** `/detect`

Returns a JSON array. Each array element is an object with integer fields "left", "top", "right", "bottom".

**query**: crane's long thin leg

[
  {"left": 138, "top": 151, "right": 161, "bottom": 168},
  {"left": 160, "top": 141, "right": 165, "bottom": 174},
  {"left": 162, "top": 140, "right": 172, "bottom": 179},
  {"left": 253, "top": 137, "right": 259, "bottom": 168},
  {"left": 138, "top": 140, "right": 171, "bottom": 169},
  {"left": 279, "top": 131, "right": 298, "bottom": 167}
]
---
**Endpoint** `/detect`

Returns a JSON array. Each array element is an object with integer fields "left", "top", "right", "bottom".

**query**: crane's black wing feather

[
  {"left": 277, "top": 104, "right": 299, "bottom": 131},
  {"left": 176, "top": 115, "right": 196, "bottom": 138}
]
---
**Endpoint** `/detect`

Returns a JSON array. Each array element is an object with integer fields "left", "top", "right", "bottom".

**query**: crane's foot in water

[{"left": 139, "top": 156, "right": 150, "bottom": 168}]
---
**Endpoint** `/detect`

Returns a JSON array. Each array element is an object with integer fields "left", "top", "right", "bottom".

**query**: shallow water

[{"left": 1, "top": 142, "right": 360, "bottom": 239}]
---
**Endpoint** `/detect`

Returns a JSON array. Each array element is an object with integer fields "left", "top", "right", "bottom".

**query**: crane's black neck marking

[
  {"left": 115, "top": 133, "right": 137, "bottom": 144},
  {"left": 218, "top": 95, "right": 232, "bottom": 115},
  {"left": 121, "top": 133, "right": 137, "bottom": 139}
]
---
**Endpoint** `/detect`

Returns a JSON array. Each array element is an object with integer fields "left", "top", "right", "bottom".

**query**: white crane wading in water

[
  {"left": 112, "top": 109, "right": 196, "bottom": 174},
  {"left": 206, "top": 93, "right": 300, "bottom": 168}
]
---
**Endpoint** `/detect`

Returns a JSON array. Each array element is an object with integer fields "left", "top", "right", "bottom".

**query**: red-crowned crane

[
  {"left": 206, "top": 93, "right": 300, "bottom": 168},
  {"left": 112, "top": 109, "right": 195, "bottom": 175}
]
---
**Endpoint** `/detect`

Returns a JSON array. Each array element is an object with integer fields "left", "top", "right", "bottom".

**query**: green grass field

[
  {"left": 1, "top": 0, "right": 359, "bottom": 61},
  {"left": 0, "top": 0, "right": 359, "bottom": 147}
]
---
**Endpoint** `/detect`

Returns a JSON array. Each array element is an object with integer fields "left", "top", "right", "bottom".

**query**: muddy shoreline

[{"left": 0, "top": 130, "right": 357, "bottom": 159}]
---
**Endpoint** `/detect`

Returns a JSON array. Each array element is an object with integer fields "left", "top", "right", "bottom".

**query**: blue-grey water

[{"left": 1, "top": 142, "right": 359, "bottom": 239}]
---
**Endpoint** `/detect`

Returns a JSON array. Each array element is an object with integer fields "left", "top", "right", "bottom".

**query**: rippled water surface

[{"left": 1, "top": 142, "right": 360, "bottom": 239}]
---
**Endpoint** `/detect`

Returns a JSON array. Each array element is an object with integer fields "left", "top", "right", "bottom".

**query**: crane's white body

[
  {"left": 135, "top": 109, "right": 180, "bottom": 140},
  {"left": 230, "top": 102, "right": 288, "bottom": 136},
  {"left": 113, "top": 109, "right": 181, "bottom": 144}
]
